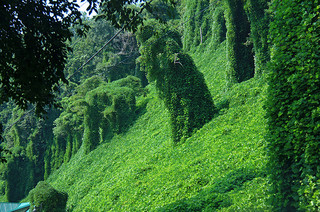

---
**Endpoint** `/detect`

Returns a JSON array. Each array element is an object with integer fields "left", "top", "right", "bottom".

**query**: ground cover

[{"left": 46, "top": 41, "right": 271, "bottom": 211}]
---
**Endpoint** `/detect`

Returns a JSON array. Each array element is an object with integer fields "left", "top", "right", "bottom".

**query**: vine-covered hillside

[
  {"left": 1, "top": 0, "right": 319, "bottom": 211},
  {"left": 46, "top": 41, "right": 270, "bottom": 211}
]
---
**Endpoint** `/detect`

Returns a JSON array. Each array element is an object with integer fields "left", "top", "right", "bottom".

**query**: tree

[
  {"left": 225, "top": 0, "right": 254, "bottom": 86},
  {"left": 0, "top": 0, "right": 88, "bottom": 115},
  {"left": 96, "top": 0, "right": 177, "bottom": 31},
  {"left": 137, "top": 20, "right": 215, "bottom": 142}
]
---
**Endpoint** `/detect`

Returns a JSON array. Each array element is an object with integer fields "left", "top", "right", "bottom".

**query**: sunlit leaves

[{"left": 267, "top": 0, "right": 320, "bottom": 210}]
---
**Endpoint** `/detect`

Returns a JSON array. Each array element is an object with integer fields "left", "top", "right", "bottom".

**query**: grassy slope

[{"left": 47, "top": 42, "right": 271, "bottom": 211}]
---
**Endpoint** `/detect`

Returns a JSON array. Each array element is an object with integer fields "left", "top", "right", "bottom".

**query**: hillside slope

[{"left": 46, "top": 42, "right": 271, "bottom": 211}]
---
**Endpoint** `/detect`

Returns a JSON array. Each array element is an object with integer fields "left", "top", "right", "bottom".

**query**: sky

[{"left": 77, "top": 0, "right": 97, "bottom": 17}]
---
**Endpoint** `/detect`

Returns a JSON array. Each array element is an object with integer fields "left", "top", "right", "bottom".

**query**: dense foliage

[
  {"left": 29, "top": 181, "right": 68, "bottom": 212},
  {"left": 45, "top": 42, "right": 270, "bottom": 211},
  {"left": 243, "top": 0, "right": 270, "bottom": 76},
  {"left": 0, "top": 0, "right": 85, "bottom": 114},
  {"left": 65, "top": 19, "right": 139, "bottom": 84},
  {"left": 97, "top": 0, "right": 177, "bottom": 31},
  {"left": 1, "top": 76, "right": 143, "bottom": 202},
  {"left": 1, "top": 0, "right": 319, "bottom": 211},
  {"left": 0, "top": 0, "right": 174, "bottom": 115},
  {"left": 83, "top": 76, "right": 141, "bottom": 152},
  {"left": 180, "top": 0, "right": 269, "bottom": 86},
  {"left": 181, "top": 0, "right": 227, "bottom": 51},
  {"left": 267, "top": 0, "right": 320, "bottom": 210},
  {"left": 181, "top": 0, "right": 211, "bottom": 51},
  {"left": 3, "top": 108, "right": 58, "bottom": 201},
  {"left": 137, "top": 20, "right": 215, "bottom": 142},
  {"left": 0, "top": 16, "right": 144, "bottom": 201},
  {"left": 225, "top": 0, "right": 254, "bottom": 85}
]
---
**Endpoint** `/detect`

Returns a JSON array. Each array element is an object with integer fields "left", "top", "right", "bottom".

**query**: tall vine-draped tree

[
  {"left": 225, "top": 0, "right": 254, "bottom": 86},
  {"left": 137, "top": 20, "right": 215, "bottom": 142},
  {"left": 267, "top": 0, "right": 320, "bottom": 210},
  {"left": 243, "top": 0, "right": 270, "bottom": 76}
]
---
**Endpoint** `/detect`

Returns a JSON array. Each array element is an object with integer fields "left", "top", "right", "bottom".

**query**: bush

[{"left": 29, "top": 181, "right": 68, "bottom": 212}]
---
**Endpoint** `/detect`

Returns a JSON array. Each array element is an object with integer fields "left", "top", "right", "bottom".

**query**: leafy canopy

[
  {"left": 96, "top": 0, "right": 178, "bottom": 31},
  {"left": 0, "top": 0, "right": 88, "bottom": 115}
]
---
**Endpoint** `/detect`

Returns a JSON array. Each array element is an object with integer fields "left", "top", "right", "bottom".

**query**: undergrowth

[{"left": 42, "top": 41, "right": 271, "bottom": 211}]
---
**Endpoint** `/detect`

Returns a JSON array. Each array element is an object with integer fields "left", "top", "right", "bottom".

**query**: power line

[
  {"left": 67, "top": 0, "right": 154, "bottom": 81},
  {"left": 68, "top": 26, "right": 126, "bottom": 80},
  {"left": 87, "top": 0, "right": 218, "bottom": 76},
  {"left": 1, "top": 0, "right": 218, "bottom": 142},
  {"left": 0, "top": 0, "right": 153, "bottom": 141}
]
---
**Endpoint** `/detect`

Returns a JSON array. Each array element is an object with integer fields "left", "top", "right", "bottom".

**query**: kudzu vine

[
  {"left": 137, "top": 20, "right": 215, "bottom": 142},
  {"left": 267, "top": 0, "right": 320, "bottom": 210}
]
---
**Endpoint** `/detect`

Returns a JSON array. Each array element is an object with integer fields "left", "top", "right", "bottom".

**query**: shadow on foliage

[
  {"left": 135, "top": 95, "right": 152, "bottom": 118},
  {"left": 215, "top": 98, "right": 230, "bottom": 116},
  {"left": 156, "top": 168, "right": 263, "bottom": 211}
]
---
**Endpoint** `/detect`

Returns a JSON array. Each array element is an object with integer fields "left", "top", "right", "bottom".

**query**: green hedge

[{"left": 267, "top": 0, "right": 320, "bottom": 210}]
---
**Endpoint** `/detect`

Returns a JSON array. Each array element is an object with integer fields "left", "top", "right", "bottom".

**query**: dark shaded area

[
  {"left": 226, "top": 0, "right": 255, "bottom": 84},
  {"left": 157, "top": 168, "right": 262, "bottom": 211},
  {"left": 0, "top": 0, "right": 86, "bottom": 115}
]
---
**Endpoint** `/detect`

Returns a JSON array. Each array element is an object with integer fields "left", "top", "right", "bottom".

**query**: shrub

[{"left": 29, "top": 181, "right": 68, "bottom": 212}]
